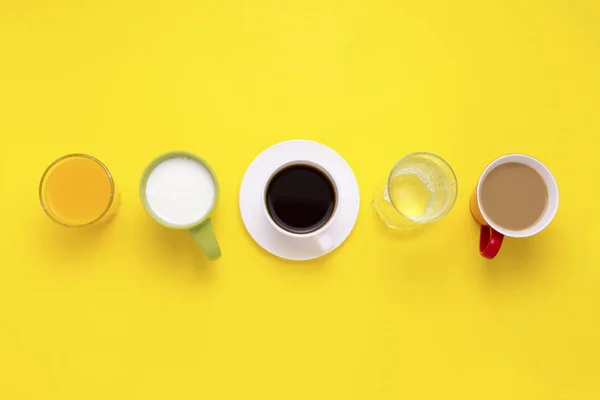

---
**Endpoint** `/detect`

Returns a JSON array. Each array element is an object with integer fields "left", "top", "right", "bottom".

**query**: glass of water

[{"left": 373, "top": 152, "right": 458, "bottom": 229}]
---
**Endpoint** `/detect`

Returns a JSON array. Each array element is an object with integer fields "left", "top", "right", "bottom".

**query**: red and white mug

[{"left": 470, "top": 154, "right": 559, "bottom": 259}]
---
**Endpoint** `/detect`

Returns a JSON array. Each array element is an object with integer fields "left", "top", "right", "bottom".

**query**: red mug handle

[{"left": 479, "top": 225, "right": 504, "bottom": 259}]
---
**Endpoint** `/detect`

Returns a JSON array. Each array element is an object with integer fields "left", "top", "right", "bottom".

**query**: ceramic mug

[
  {"left": 140, "top": 151, "right": 221, "bottom": 260},
  {"left": 263, "top": 161, "right": 338, "bottom": 253},
  {"left": 470, "top": 154, "right": 559, "bottom": 259}
]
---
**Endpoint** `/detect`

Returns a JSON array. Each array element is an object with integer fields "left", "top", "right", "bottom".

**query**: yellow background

[{"left": 1, "top": 0, "right": 599, "bottom": 398}]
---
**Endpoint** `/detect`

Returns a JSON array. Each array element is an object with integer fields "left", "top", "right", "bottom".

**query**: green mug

[{"left": 139, "top": 151, "right": 221, "bottom": 260}]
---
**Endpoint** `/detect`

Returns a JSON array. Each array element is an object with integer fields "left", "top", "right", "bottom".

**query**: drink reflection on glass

[
  {"left": 373, "top": 152, "right": 457, "bottom": 230},
  {"left": 39, "top": 154, "right": 120, "bottom": 227}
]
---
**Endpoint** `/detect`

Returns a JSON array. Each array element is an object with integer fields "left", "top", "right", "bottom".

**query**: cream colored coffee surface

[{"left": 480, "top": 162, "right": 548, "bottom": 231}]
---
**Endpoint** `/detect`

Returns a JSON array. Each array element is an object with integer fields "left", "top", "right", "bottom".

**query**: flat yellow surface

[{"left": 1, "top": 0, "right": 599, "bottom": 399}]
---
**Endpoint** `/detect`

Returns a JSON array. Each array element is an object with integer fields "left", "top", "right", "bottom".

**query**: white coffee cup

[{"left": 262, "top": 161, "right": 338, "bottom": 253}]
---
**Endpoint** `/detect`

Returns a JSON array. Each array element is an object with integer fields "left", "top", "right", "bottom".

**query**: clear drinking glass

[
  {"left": 373, "top": 152, "right": 458, "bottom": 229},
  {"left": 39, "top": 154, "right": 120, "bottom": 227}
]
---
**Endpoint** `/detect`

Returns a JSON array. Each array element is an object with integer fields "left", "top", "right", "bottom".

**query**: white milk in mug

[{"left": 140, "top": 152, "right": 221, "bottom": 260}]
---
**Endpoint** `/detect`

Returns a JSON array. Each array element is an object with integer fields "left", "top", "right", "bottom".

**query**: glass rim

[
  {"left": 387, "top": 151, "right": 458, "bottom": 224},
  {"left": 39, "top": 153, "right": 116, "bottom": 228}
]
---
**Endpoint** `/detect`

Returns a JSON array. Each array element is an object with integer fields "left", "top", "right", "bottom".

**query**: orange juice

[{"left": 40, "top": 154, "right": 118, "bottom": 226}]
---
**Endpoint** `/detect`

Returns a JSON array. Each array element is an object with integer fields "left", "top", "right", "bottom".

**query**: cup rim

[
  {"left": 262, "top": 161, "right": 339, "bottom": 238},
  {"left": 39, "top": 153, "right": 116, "bottom": 228},
  {"left": 139, "top": 151, "right": 219, "bottom": 230},
  {"left": 476, "top": 153, "right": 559, "bottom": 238},
  {"left": 387, "top": 152, "right": 458, "bottom": 224}
]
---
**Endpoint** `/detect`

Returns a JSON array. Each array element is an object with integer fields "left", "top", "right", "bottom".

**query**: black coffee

[{"left": 266, "top": 164, "right": 336, "bottom": 234}]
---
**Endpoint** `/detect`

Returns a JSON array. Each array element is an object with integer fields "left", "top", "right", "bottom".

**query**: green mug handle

[{"left": 189, "top": 220, "right": 221, "bottom": 260}]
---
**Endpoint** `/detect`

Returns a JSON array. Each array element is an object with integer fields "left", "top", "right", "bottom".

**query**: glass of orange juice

[{"left": 39, "top": 154, "right": 119, "bottom": 227}]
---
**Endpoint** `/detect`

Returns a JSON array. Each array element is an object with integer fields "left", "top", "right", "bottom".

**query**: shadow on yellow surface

[
  {"left": 480, "top": 235, "right": 548, "bottom": 289},
  {"left": 36, "top": 216, "right": 115, "bottom": 267},
  {"left": 134, "top": 217, "right": 215, "bottom": 282}
]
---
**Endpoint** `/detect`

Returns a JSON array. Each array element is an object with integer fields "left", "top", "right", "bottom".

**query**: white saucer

[{"left": 239, "top": 140, "right": 360, "bottom": 261}]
